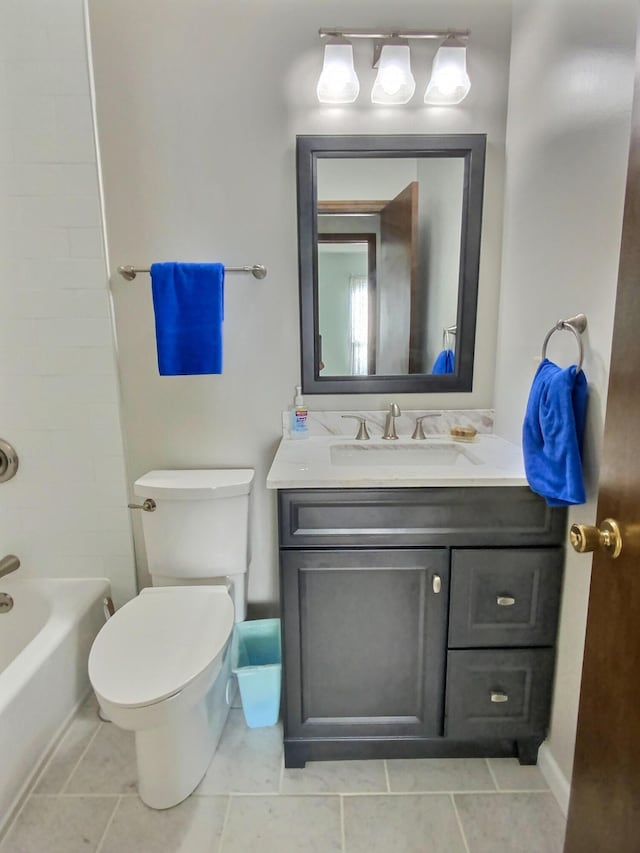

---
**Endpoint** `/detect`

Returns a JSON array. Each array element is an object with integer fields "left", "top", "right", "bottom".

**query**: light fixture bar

[{"left": 319, "top": 28, "right": 470, "bottom": 41}]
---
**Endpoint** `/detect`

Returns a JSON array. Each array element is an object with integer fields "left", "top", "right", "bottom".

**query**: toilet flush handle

[{"left": 127, "top": 498, "right": 157, "bottom": 512}]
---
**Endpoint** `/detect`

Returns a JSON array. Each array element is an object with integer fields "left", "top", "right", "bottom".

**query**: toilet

[{"left": 88, "top": 468, "right": 254, "bottom": 809}]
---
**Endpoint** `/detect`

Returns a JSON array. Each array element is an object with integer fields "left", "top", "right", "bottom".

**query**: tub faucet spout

[{"left": 0, "top": 555, "right": 20, "bottom": 579}]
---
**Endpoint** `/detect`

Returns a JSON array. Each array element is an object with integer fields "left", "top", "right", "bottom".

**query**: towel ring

[
  {"left": 442, "top": 325, "right": 457, "bottom": 351},
  {"left": 541, "top": 314, "right": 587, "bottom": 372}
]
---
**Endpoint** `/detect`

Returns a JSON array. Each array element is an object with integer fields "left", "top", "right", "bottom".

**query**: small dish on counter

[{"left": 450, "top": 425, "right": 479, "bottom": 442}]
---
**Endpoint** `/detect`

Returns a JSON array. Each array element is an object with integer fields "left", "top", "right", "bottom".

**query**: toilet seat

[{"left": 88, "top": 586, "right": 234, "bottom": 710}]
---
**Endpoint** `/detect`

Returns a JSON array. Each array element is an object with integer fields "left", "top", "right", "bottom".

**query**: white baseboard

[{"left": 538, "top": 741, "right": 571, "bottom": 816}]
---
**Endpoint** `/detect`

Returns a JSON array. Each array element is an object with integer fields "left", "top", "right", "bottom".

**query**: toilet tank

[{"left": 133, "top": 469, "right": 255, "bottom": 582}]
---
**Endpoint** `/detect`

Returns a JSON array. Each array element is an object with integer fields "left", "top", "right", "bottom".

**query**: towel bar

[
  {"left": 541, "top": 313, "right": 587, "bottom": 371},
  {"left": 117, "top": 264, "right": 267, "bottom": 281}
]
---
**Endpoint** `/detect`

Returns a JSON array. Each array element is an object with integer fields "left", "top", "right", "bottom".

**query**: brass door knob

[{"left": 569, "top": 518, "right": 623, "bottom": 559}]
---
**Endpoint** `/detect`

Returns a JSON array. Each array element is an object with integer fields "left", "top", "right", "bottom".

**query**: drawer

[
  {"left": 446, "top": 649, "right": 555, "bottom": 739},
  {"left": 448, "top": 549, "right": 563, "bottom": 648},
  {"left": 278, "top": 489, "right": 566, "bottom": 548}
]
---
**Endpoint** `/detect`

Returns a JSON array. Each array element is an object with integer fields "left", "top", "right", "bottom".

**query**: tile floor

[{"left": 0, "top": 694, "right": 567, "bottom": 853}]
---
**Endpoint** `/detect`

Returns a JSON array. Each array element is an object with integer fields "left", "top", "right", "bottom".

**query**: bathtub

[{"left": 0, "top": 578, "right": 109, "bottom": 835}]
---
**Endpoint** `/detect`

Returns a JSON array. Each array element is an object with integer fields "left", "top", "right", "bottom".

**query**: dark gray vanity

[{"left": 277, "top": 485, "right": 566, "bottom": 768}]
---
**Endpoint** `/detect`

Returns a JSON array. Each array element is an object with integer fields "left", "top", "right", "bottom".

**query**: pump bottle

[{"left": 290, "top": 385, "right": 309, "bottom": 439}]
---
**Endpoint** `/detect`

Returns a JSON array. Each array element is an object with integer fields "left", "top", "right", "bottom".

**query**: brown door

[
  {"left": 378, "top": 182, "right": 419, "bottom": 373},
  {"left": 563, "top": 16, "right": 640, "bottom": 853}
]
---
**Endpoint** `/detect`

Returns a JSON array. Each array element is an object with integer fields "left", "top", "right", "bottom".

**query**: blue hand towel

[
  {"left": 522, "top": 358, "right": 588, "bottom": 506},
  {"left": 150, "top": 262, "right": 224, "bottom": 375},
  {"left": 432, "top": 349, "right": 455, "bottom": 375}
]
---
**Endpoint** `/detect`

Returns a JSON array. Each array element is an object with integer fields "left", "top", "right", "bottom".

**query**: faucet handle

[
  {"left": 412, "top": 413, "right": 442, "bottom": 440},
  {"left": 341, "top": 415, "right": 370, "bottom": 440},
  {"left": 412, "top": 417, "right": 427, "bottom": 441}
]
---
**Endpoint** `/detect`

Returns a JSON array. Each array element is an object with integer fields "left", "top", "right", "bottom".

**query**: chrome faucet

[
  {"left": 382, "top": 403, "right": 401, "bottom": 440},
  {"left": 0, "top": 554, "right": 20, "bottom": 579}
]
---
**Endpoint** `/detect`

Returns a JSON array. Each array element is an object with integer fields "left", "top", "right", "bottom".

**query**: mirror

[{"left": 297, "top": 134, "right": 486, "bottom": 393}]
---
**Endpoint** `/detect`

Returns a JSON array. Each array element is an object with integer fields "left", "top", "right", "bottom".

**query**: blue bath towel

[
  {"left": 522, "top": 359, "right": 588, "bottom": 506},
  {"left": 150, "top": 262, "right": 224, "bottom": 375},
  {"left": 432, "top": 349, "right": 455, "bottom": 375}
]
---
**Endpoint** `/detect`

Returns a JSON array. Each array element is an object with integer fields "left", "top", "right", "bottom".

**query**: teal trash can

[{"left": 232, "top": 618, "right": 281, "bottom": 728}]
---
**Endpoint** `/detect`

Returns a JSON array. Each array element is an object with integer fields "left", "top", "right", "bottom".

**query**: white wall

[
  {"left": 494, "top": 0, "right": 636, "bottom": 792},
  {"left": 0, "top": 0, "right": 135, "bottom": 606},
  {"left": 317, "top": 159, "right": 418, "bottom": 200},
  {"left": 418, "top": 158, "right": 464, "bottom": 369},
  {"left": 87, "top": 0, "right": 512, "bottom": 600}
]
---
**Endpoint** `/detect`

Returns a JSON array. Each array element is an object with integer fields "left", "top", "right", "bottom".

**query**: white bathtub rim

[{"left": 0, "top": 578, "right": 110, "bottom": 709}]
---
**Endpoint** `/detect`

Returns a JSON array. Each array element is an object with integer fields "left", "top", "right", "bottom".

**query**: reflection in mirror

[
  {"left": 317, "top": 233, "right": 376, "bottom": 376},
  {"left": 317, "top": 158, "right": 464, "bottom": 377},
  {"left": 297, "top": 135, "right": 486, "bottom": 394}
]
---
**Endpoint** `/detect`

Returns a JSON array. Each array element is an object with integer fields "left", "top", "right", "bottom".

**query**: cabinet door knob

[
  {"left": 432, "top": 574, "right": 442, "bottom": 594},
  {"left": 490, "top": 692, "right": 509, "bottom": 703},
  {"left": 496, "top": 595, "right": 515, "bottom": 606}
]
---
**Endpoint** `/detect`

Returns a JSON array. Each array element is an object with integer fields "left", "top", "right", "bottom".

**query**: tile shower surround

[
  {"left": 0, "top": 0, "right": 136, "bottom": 605},
  {"left": 0, "top": 693, "right": 566, "bottom": 853},
  {"left": 282, "top": 409, "right": 494, "bottom": 438}
]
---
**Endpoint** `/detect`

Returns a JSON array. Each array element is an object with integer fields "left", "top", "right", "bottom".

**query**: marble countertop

[{"left": 266, "top": 434, "right": 527, "bottom": 489}]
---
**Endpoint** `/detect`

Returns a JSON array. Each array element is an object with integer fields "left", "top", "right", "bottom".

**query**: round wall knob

[
  {"left": 569, "top": 518, "right": 623, "bottom": 559},
  {"left": 0, "top": 439, "right": 19, "bottom": 483}
]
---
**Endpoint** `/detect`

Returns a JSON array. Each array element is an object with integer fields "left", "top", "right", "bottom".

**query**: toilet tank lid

[{"left": 134, "top": 469, "right": 254, "bottom": 500}]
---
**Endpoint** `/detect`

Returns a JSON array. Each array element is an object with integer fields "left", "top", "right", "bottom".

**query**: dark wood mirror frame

[{"left": 297, "top": 133, "right": 487, "bottom": 394}]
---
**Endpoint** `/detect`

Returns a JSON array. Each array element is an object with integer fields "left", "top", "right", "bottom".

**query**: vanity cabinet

[{"left": 278, "top": 487, "right": 566, "bottom": 768}]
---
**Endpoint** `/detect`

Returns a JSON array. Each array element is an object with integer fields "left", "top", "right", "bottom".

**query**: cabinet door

[{"left": 280, "top": 549, "right": 448, "bottom": 739}]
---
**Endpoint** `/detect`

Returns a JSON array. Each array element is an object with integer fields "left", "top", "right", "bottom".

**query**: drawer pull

[
  {"left": 432, "top": 574, "right": 442, "bottom": 594},
  {"left": 497, "top": 595, "right": 515, "bottom": 607},
  {"left": 491, "top": 691, "right": 509, "bottom": 703}
]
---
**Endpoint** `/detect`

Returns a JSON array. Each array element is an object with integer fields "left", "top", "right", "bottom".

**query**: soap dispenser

[{"left": 290, "top": 385, "right": 309, "bottom": 439}]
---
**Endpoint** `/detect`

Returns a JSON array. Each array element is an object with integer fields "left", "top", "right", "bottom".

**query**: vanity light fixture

[
  {"left": 317, "top": 28, "right": 470, "bottom": 106},
  {"left": 424, "top": 36, "right": 471, "bottom": 105},
  {"left": 371, "top": 40, "right": 415, "bottom": 105},
  {"left": 316, "top": 37, "right": 360, "bottom": 104}
]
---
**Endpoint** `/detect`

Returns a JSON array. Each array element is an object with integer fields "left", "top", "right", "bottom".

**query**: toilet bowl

[{"left": 89, "top": 585, "right": 234, "bottom": 809}]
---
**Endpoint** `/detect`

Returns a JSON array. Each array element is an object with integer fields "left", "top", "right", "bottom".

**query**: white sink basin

[{"left": 329, "top": 441, "right": 482, "bottom": 467}]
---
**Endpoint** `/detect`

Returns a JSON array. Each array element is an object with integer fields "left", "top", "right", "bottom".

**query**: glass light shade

[
  {"left": 316, "top": 42, "right": 360, "bottom": 104},
  {"left": 371, "top": 44, "right": 415, "bottom": 105},
  {"left": 424, "top": 42, "right": 471, "bottom": 105}
]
